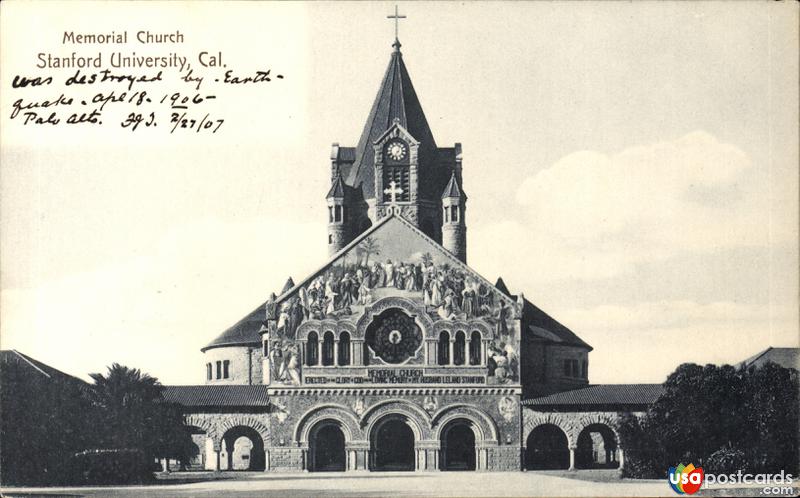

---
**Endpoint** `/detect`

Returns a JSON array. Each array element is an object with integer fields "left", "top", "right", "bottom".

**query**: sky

[{"left": 1, "top": 1, "right": 798, "bottom": 385}]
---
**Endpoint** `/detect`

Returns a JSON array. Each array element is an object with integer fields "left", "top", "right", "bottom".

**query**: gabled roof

[
  {"left": 739, "top": 347, "right": 799, "bottom": 370},
  {"left": 521, "top": 298, "right": 592, "bottom": 350},
  {"left": 162, "top": 385, "right": 270, "bottom": 407},
  {"left": 523, "top": 384, "right": 664, "bottom": 408},
  {"left": 0, "top": 350, "right": 87, "bottom": 385},
  {"left": 204, "top": 213, "right": 522, "bottom": 351},
  {"left": 346, "top": 45, "right": 438, "bottom": 199}
]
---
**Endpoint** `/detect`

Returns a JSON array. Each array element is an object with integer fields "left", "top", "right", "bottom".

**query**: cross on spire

[
  {"left": 387, "top": 5, "right": 406, "bottom": 48},
  {"left": 384, "top": 180, "right": 404, "bottom": 204}
]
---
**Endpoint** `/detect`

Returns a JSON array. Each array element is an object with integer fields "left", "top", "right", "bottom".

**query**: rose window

[{"left": 365, "top": 308, "right": 423, "bottom": 364}]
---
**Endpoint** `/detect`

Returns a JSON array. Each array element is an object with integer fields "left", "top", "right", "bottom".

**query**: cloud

[
  {"left": 557, "top": 300, "right": 798, "bottom": 384},
  {"left": 472, "top": 131, "right": 791, "bottom": 284}
]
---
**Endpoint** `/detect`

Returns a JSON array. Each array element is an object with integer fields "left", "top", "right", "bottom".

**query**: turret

[
  {"left": 327, "top": 172, "right": 347, "bottom": 255},
  {"left": 441, "top": 171, "right": 466, "bottom": 262}
]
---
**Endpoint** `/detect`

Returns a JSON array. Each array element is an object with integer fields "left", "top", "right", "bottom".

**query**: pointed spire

[
  {"left": 442, "top": 171, "right": 462, "bottom": 199},
  {"left": 346, "top": 41, "right": 437, "bottom": 198}
]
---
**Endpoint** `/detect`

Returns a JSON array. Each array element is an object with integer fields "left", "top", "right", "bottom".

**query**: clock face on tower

[
  {"left": 386, "top": 140, "right": 407, "bottom": 162},
  {"left": 365, "top": 308, "right": 423, "bottom": 364}
]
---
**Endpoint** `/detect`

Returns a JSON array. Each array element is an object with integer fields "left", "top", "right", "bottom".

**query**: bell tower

[{"left": 327, "top": 11, "right": 466, "bottom": 249}]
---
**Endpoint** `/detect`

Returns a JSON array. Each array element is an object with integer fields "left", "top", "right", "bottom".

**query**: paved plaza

[{"left": 4, "top": 470, "right": 793, "bottom": 498}]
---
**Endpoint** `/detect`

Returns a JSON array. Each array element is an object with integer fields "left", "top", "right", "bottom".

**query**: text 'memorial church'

[{"left": 165, "top": 16, "right": 656, "bottom": 474}]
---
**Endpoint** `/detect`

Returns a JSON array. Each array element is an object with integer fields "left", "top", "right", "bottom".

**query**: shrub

[
  {"left": 706, "top": 446, "right": 748, "bottom": 474},
  {"left": 67, "top": 449, "right": 154, "bottom": 485}
]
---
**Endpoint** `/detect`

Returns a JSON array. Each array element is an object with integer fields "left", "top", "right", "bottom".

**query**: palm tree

[{"left": 358, "top": 237, "right": 381, "bottom": 266}]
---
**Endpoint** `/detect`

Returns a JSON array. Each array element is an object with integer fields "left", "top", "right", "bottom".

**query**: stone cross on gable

[{"left": 384, "top": 181, "right": 404, "bottom": 205}]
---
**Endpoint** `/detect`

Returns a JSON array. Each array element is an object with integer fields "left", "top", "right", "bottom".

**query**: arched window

[
  {"left": 206, "top": 363, "right": 212, "bottom": 381},
  {"left": 451, "top": 205, "right": 459, "bottom": 223},
  {"left": 223, "top": 360, "right": 230, "bottom": 379},
  {"left": 338, "top": 331, "right": 351, "bottom": 366},
  {"left": 444, "top": 208, "right": 450, "bottom": 223},
  {"left": 307, "top": 331, "right": 319, "bottom": 366},
  {"left": 215, "top": 361, "right": 222, "bottom": 379},
  {"left": 469, "top": 331, "right": 481, "bottom": 365},
  {"left": 334, "top": 205, "right": 342, "bottom": 222},
  {"left": 438, "top": 331, "right": 450, "bottom": 365},
  {"left": 322, "top": 331, "right": 335, "bottom": 366},
  {"left": 329, "top": 206, "right": 334, "bottom": 223},
  {"left": 454, "top": 331, "right": 466, "bottom": 365}
]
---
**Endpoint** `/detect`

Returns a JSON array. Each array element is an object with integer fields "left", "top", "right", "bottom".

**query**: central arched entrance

[
  {"left": 525, "top": 424, "right": 569, "bottom": 470},
  {"left": 370, "top": 417, "right": 416, "bottom": 471},
  {"left": 221, "top": 426, "right": 265, "bottom": 471},
  {"left": 441, "top": 420, "right": 476, "bottom": 471},
  {"left": 309, "top": 421, "right": 346, "bottom": 472}
]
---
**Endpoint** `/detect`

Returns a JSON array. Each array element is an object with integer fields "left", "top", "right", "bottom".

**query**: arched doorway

[
  {"left": 440, "top": 420, "right": 476, "bottom": 471},
  {"left": 525, "top": 424, "right": 569, "bottom": 470},
  {"left": 221, "top": 426, "right": 265, "bottom": 471},
  {"left": 370, "top": 417, "right": 416, "bottom": 471},
  {"left": 576, "top": 424, "right": 619, "bottom": 469},
  {"left": 309, "top": 421, "right": 346, "bottom": 472}
]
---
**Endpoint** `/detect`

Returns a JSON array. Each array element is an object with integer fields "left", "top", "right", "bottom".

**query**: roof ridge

[{"left": 11, "top": 349, "right": 51, "bottom": 378}]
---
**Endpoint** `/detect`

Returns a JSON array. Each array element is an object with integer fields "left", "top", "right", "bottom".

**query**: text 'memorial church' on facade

[{"left": 163, "top": 11, "right": 661, "bottom": 474}]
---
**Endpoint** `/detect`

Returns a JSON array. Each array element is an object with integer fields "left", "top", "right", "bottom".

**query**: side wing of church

[{"left": 165, "top": 35, "right": 611, "bottom": 474}]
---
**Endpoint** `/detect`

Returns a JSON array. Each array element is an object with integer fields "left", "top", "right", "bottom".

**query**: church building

[{"left": 164, "top": 26, "right": 649, "bottom": 474}]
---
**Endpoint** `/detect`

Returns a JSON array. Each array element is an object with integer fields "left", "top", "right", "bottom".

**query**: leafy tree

[{"left": 620, "top": 362, "right": 799, "bottom": 478}]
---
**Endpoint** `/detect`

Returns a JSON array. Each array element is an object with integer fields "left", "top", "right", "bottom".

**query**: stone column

[
  {"left": 317, "top": 341, "right": 323, "bottom": 366},
  {"left": 568, "top": 446, "right": 576, "bottom": 471},
  {"left": 481, "top": 340, "right": 487, "bottom": 366},
  {"left": 353, "top": 341, "right": 364, "bottom": 366},
  {"left": 264, "top": 449, "right": 270, "bottom": 472},
  {"left": 161, "top": 458, "right": 170, "bottom": 473},
  {"left": 618, "top": 448, "right": 625, "bottom": 471},
  {"left": 449, "top": 339, "right": 455, "bottom": 365},
  {"left": 301, "top": 448, "right": 309, "bottom": 471},
  {"left": 334, "top": 340, "right": 340, "bottom": 366},
  {"left": 214, "top": 450, "right": 221, "bottom": 471}
]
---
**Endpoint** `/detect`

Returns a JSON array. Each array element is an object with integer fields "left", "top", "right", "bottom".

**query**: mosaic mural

[{"left": 265, "top": 218, "right": 520, "bottom": 386}]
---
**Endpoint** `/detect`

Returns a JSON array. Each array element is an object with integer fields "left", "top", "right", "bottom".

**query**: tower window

[
  {"left": 328, "top": 234, "right": 333, "bottom": 244},
  {"left": 223, "top": 360, "right": 230, "bottom": 379},
  {"left": 383, "top": 166, "right": 410, "bottom": 202},
  {"left": 216, "top": 361, "right": 222, "bottom": 379},
  {"left": 563, "top": 359, "right": 580, "bottom": 378},
  {"left": 206, "top": 363, "right": 212, "bottom": 381},
  {"left": 329, "top": 207, "right": 334, "bottom": 223},
  {"left": 451, "top": 205, "right": 459, "bottom": 223},
  {"left": 334, "top": 205, "right": 343, "bottom": 222}
]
